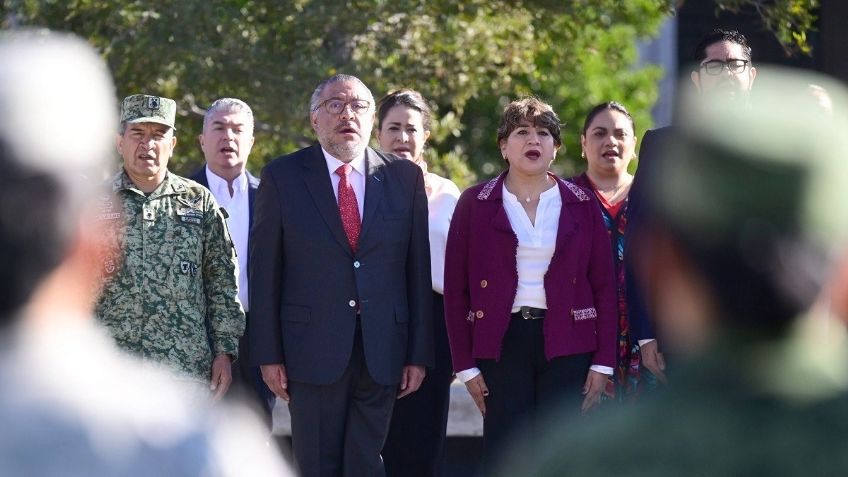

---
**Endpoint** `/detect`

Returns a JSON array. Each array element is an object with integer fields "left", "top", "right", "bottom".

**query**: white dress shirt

[
  {"left": 503, "top": 184, "right": 560, "bottom": 311},
  {"left": 424, "top": 172, "right": 461, "bottom": 295},
  {"left": 457, "top": 182, "right": 612, "bottom": 383},
  {"left": 205, "top": 166, "right": 250, "bottom": 311},
  {"left": 322, "top": 148, "right": 366, "bottom": 219}
]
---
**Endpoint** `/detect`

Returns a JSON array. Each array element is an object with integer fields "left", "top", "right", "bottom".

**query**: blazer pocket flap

[
  {"left": 281, "top": 304, "right": 310, "bottom": 323},
  {"left": 573, "top": 307, "right": 597, "bottom": 321}
]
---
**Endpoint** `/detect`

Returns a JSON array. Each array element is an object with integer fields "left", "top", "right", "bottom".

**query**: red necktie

[{"left": 335, "top": 164, "right": 361, "bottom": 252}]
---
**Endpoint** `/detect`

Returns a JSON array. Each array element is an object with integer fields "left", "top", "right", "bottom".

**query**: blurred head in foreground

[
  {"left": 0, "top": 30, "right": 293, "bottom": 476},
  {"left": 632, "top": 66, "right": 848, "bottom": 354},
  {"left": 0, "top": 29, "right": 115, "bottom": 326}
]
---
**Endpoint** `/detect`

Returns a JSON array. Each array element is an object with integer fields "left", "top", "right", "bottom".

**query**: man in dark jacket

[{"left": 627, "top": 29, "right": 758, "bottom": 381}]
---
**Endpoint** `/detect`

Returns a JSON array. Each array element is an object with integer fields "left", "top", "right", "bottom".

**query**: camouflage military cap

[
  {"left": 654, "top": 66, "right": 848, "bottom": 256},
  {"left": 121, "top": 94, "right": 176, "bottom": 129}
]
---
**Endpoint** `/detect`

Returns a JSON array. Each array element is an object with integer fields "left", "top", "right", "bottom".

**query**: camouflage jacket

[{"left": 94, "top": 170, "right": 245, "bottom": 383}]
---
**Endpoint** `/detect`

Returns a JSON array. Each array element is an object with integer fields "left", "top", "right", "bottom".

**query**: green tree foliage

[
  {"left": 711, "top": 0, "right": 819, "bottom": 56},
  {"left": 1, "top": 0, "right": 816, "bottom": 187}
]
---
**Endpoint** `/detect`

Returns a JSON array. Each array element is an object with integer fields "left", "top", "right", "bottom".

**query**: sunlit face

[
  {"left": 310, "top": 79, "right": 375, "bottom": 162},
  {"left": 499, "top": 120, "right": 559, "bottom": 177},
  {"left": 580, "top": 109, "right": 636, "bottom": 177},
  {"left": 199, "top": 109, "right": 254, "bottom": 177},
  {"left": 691, "top": 41, "right": 757, "bottom": 97},
  {"left": 116, "top": 122, "right": 175, "bottom": 185},
  {"left": 377, "top": 105, "right": 431, "bottom": 162}
]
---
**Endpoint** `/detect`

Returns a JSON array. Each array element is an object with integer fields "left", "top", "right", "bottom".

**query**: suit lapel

[
  {"left": 189, "top": 167, "right": 209, "bottom": 188},
  {"left": 302, "top": 145, "right": 355, "bottom": 256},
  {"left": 247, "top": 171, "right": 258, "bottom": 232},
  {"left": 244, "top": 171, "right": 259, "bottom": 227},
  {"left": 483, "top": 173, "right": 514, "bottom": 234},
  {"left": 359, "top": 148, "right": 385, "bottom": 243}
]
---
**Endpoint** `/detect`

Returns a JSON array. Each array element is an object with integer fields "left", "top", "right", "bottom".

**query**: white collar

[
  {"left": 206, "top": 165, "right": 248, "bottom": 194},
  {"left": 322, "top": 147, "right": 366, "bottom": 177}
]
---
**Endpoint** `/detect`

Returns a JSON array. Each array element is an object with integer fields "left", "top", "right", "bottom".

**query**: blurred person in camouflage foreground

[
  {"left": 95, "top": 94, "right": 245, "bottom": 398},
  {"left": 498, "top": 67, "right": 848, "bottom": 476}
]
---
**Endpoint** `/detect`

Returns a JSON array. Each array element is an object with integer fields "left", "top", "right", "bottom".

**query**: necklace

[
  {"left": 587, "top": 175, "right": 632, "bottom": 207},
  {"left": 505, "top": 174, "right": 553, "bottom": 205}
]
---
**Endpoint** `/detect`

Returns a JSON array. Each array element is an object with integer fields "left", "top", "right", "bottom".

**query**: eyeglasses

[
  {"left": 314, "top": 98, "right": 371, "bottom": 115},
  {"left": 700, "top": 59, "right": 749, "bottom": 76}
]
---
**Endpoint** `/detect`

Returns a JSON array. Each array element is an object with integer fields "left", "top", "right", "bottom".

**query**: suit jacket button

[
  {"left": 480, "top": 279, "right": 488, "bottom": 288},
  {"left": 349, "top": 300, "right": 357, "bottom": 307},
  {"left": 354, "top": 261, "right": 361, "bottom": 268},
  {"left": 475, "top": 310, "right": 484, "bottom": 319}
]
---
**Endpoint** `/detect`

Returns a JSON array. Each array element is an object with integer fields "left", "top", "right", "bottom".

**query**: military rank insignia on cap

[{"left": 120, "top": 94, "right": 177, "bottom": 129}]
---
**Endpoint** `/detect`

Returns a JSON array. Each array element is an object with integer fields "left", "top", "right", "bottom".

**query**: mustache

[{"left": 334, "top": 123, "right": 359, "bottom": 133}]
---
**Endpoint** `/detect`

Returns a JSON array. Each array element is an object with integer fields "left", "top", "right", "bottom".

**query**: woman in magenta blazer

[{"left": 443, "top": 97, "right": 617, "bottom": 467}]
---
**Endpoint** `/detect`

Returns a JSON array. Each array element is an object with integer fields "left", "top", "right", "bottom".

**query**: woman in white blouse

[
  {"left": 443, "top": 97, "right": 617, "bottom": 469},
  {"left": 376, "top": 89, "right": 461, "bottom": 477}
]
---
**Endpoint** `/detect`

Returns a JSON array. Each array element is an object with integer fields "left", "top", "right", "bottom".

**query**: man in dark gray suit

[
  {"left": 189, "top": 98, "right": 274, "bottom": 421},
  {"left": 250, "top": 74, "right": 433, "bottom": 476}
]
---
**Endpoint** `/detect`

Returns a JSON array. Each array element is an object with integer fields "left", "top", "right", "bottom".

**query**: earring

[{"left": 581, "top": 150, "right": 585, "bottom": 159}]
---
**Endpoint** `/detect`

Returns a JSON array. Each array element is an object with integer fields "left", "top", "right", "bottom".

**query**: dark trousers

[
  {"left": 288, "top": 324, "right": 397, "bottom": 477},
  {"left": 478, "top": 316, "right": 591, "bottom": 468},
  {"left": 383, "top": 291, "right": 454, "bottom": 477},
  {"left": 228, "top": 311, "right": 277, "bottom": 427}
]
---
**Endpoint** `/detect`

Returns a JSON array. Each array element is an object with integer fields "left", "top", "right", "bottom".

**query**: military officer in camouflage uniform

[{"left": 95, "top": 94, "right": 245, "bottom": 399}]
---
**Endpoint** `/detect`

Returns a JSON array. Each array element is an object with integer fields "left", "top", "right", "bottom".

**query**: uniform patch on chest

[
  {"left": 179, "top": 260, "right": 199, "bottom": 277},
  {"left": 176, "top": 197, "right": 204, "bottom": 225},
  {"left": 177, "top": 209, "right": 203, "bottom": 224},
  {"left": 103, "top": 257, "right": 117, "bottom": 275},
  {"left": 96, "top": 196, "right": 121, "bottom": 221}
]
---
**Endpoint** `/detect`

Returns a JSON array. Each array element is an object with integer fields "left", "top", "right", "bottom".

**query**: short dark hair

[
  {"left": 496, "top": 97, "right": 562, "bottom": 148},
  {"left": 581, "top": 101, "right": 635, "bottom": 136},
  {"left": 0, "top": 139, "right": 73, "bottom": 324},
  {"left": 376, "top": 89, "right": 433, "bottom": 132},
  {"left": 693, "top": 28, "right": 752, "bottom": 63}
]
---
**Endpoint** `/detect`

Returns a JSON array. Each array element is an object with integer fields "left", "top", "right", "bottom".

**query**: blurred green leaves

[
  {"left": 713, "top": 0, "right": 818, "bottom": 56},
  {"left": 2, "top": 0, "right": 816, "bottom": 187}
]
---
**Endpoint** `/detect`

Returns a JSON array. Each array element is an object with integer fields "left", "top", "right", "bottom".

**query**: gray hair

[
  {"left": 203, "top": 98, "right": 254, "bottom": 135},
  {"left": 309, "top": 74, "right": 374, "bottom": 114}
]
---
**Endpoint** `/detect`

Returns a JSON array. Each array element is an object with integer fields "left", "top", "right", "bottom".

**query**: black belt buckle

[{"left": 520, "top": 306, "right": 545, "bottom": 320}]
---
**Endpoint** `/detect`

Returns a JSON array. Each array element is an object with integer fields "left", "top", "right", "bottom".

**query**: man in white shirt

[{"left": 190, "top": 98, "right": 275, "bottom": 421}]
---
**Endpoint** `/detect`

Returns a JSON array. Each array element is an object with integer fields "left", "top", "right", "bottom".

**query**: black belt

[{"left": 512, "top": 306, "right": 546, "bottom": 320}]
